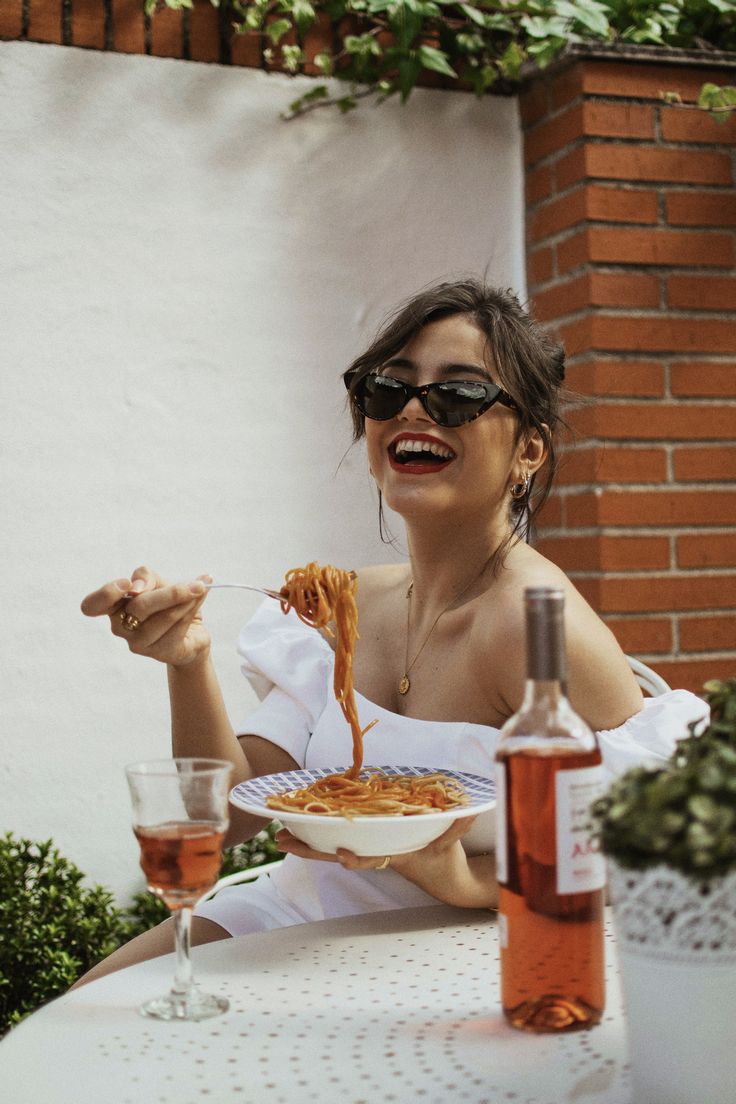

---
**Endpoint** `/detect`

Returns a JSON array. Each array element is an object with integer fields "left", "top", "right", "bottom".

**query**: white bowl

[{"left": 229, "top": 766, "right": 496, "bottom": 856}]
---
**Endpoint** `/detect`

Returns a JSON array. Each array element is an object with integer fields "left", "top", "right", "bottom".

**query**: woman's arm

[
  {"left": 81, "top": 566, "right": 298, "bottom": 847},
  {"left": 167, "top": 657, "right": 298, "bottom": 846},
  {"left": 387, "top": 832, "right": 497, "bottom": 909}
]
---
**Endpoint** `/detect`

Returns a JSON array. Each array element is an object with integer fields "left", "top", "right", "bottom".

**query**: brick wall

[
  {"left": 0, "top": 0, "right": 331, "bottom": 66},
  {"left": 523, "top": 51, "right": 736, "bottom": 692},
  {"left": 3, "top": 8, "right": 735, "bottom": 692}
]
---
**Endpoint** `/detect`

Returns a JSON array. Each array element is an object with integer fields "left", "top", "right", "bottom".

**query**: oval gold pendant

[{"left": 398, "top": 675, "right": 410, "bottom": 695}]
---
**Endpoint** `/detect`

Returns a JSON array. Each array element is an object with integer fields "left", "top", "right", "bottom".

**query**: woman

[{"left": 79, "top": 280, "right": 702, "bottom": 982}]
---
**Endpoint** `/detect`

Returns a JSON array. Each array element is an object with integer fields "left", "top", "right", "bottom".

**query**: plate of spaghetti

[
  {"left": 231, "top": 561, "right": 494, "bottom": 854},
  {"left": 229, "top": 766, "right": 495, "bottom": 856}
]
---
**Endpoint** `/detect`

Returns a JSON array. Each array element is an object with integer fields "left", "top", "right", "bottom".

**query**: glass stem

[{"left": 172, "top": 906, "right": 193, "bottom": 996}]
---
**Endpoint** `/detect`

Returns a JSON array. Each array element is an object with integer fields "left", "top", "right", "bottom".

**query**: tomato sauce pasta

[
  {"left": 278, "top": 562, "right": 370, "bottom": 779},
  {"left": 265, "top": 562, "right": 468, "bottom": 818}
]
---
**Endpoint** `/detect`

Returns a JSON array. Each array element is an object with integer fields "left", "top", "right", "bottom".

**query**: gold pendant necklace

[
  {"left": 398, "top": 583, "right": 443, "bottom": 695},
  {"left": 398, "top": 560, "right": 492, "bottom": 695}
]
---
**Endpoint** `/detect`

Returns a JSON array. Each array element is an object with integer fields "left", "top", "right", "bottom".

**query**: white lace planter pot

[{"left": 608, "top": 862, "right": 736, "bottom": 1104}]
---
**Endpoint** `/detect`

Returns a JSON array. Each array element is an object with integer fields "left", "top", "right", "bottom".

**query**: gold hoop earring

[{"left": 510, "top": 473, "right": 529, "bottom": 501}]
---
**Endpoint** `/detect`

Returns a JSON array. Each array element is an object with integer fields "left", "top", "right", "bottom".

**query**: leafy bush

[
  {"left": 0, "top": 835, "right": 136, "bottom": 1035},
  {"left": 593, "top": 679, "right": 736, "bottom": 880},
  {"left": 0, "top": 826, "right": 283, "bottom": 1033}
]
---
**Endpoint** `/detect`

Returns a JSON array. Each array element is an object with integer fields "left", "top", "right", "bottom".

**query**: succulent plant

[{"left": 593, "top": 679, "right": 736, "bottom": 881}]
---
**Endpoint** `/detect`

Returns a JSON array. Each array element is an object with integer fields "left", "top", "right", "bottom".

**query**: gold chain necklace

[{"left": 398, "top": 562, "right": 491, "bottom": 696}]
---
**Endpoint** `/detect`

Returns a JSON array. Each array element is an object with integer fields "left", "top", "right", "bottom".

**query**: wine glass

[{"left": 125, "top": 757, "right": 233, "bottom": 1021}]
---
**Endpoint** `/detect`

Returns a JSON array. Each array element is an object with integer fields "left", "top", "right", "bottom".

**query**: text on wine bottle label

[{"left": 555, "top": 765, "right": 606, "bottom": 894}]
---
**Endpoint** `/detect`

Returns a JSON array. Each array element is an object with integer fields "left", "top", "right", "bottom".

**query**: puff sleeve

[
  {"left": 597, "top": 689, "right": 708, "bottom": 784},
  {"left": 233, "top": 600, "right": 333, "bottom": 767}
]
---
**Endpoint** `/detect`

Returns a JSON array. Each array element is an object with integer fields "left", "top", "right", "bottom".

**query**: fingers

[
  {"left": 81, "top": 578, "right": 136, "bottom": 618},
  {"left": 275, "top": 829, "right": 394, "bottom": 871},
  {"left": 275, "top": 830, "right": 340, "bottom": 864},
  {"left": 80, "top": 565, "right": 159, "bottom": 618},
  {"left": 122, "top": 579, "right": 207, "bottom": 623},
  {"left": 111, "top": 595, "right": 203, "bottom": 652},
  {"left": 336, "top": 849, "right": 393, "bottom": 871},
  {"left": 130, "top": 565, "right": 157, "bottom": 591}
]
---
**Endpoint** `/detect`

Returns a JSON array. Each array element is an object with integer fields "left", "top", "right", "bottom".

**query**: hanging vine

[{"left": 145, "top": 0, "right": 736, "bottom": 117}]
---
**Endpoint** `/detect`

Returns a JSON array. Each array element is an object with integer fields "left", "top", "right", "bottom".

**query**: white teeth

[{"left": 394, "top": 439, "right": 453, "bottom": 459}]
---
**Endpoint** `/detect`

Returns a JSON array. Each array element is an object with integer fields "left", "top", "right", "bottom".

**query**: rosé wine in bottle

[{"left": 495, "top": 587, "right": 605, "bottom": 1032}]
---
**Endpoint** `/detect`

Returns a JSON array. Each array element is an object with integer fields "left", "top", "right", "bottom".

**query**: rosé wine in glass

[{"left": 126, "top": 758, "right": 232, "bottom": 1021}]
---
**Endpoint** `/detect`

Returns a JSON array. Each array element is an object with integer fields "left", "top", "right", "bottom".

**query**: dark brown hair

[{"left": 343, "top": 278, "right": 567, "bottom": 546}]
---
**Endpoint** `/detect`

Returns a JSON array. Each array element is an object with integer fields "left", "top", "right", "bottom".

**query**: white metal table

[{"left": 1, "top": 905, "right": 630, "bottom": 1104}]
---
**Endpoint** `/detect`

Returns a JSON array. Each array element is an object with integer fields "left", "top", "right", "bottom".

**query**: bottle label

[
  {"left": 495, "top": 760, "right": 507, "bottom": 885},
  {"left": 555, "top": 765, "right": 605, "bottom": 894}
]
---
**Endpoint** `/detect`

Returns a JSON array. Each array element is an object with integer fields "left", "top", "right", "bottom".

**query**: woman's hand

[
  {"left": 80, "top": 566, "right": 211, "bottom": 668},
  {"left": 275, "top": 815, "right": 496, "bottom": 909},
  {"left": 275, "top": 827, "right": 400, "bottom": 871}
]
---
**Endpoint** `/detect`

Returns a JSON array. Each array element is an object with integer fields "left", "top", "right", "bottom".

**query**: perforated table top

[{"left": 1, "top": 905, "right": 629, "bottom": 1104}]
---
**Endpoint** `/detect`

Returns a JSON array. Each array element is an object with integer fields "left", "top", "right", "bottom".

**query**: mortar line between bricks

[
  {"left": 556, "top": 470, "right": 736, "bottom": 479},
  {"left": 645, "top": 649, "right": 736, "bottom": 659},
  {"left": 526, "top": 178, "right": 736, "bottom": 217},
  {"left": 534, "top": 223, "right": 736, "bottom": 246},
  {"left": 529, "top": 304, "right": 736, "bottom": 324},
  {"left": 564, "top": 350, "right": 736, "bottom": 364},
  {"left": 103, "top": 0, "right": 113, "bottom": 50},
  {"left": 677, "top": 609, "right": 736, "bottom": 619},
  {"left": 539, "top": 523, "right": 736, "bottom": 534},
  {"left": 528, "top": 224, "right": 733, "bottom": 246},
  {"left": 564, "top": 567, "right": 736, "bottom": 578}
]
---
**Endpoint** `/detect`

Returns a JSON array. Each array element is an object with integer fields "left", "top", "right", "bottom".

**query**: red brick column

[{"left": 522, "top": 51, "right": 736, "bottom": 691}]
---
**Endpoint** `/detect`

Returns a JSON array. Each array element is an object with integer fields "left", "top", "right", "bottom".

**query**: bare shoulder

[
  {"left": 354, "top": 562, "right": 410, "bottom": 603},
  {"left": 473, "top": 544, "right": 563, "bottom": 712},
  {"left": 475, "top": 543, "right": 642, "bottom": 730}
]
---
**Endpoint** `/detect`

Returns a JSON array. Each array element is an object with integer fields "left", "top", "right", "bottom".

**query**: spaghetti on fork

[{"left": 265, "top": 563, "right": 468, "bottom": 818}]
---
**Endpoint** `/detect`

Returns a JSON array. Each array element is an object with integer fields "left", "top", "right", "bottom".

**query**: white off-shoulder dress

[{"left": 195, "top": 601, "right": 706, "bottom": 937}]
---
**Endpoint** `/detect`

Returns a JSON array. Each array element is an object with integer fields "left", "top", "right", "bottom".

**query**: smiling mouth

[{"left": 389, "top": 438, "right": 456, "bottom": 472}]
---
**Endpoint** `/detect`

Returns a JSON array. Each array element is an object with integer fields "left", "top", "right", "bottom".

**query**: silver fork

[
  {"left": 204, "top": 570, "right": 356, "bottom": 602},
  {"left": 204, "top": 583, "right": 284, "bottom": 601}
]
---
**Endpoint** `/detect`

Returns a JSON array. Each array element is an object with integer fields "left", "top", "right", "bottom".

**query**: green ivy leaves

[
  {"left": 698, "top": 81, "right": 736, "bottom": 121},
  {"left": 144, "top": 0, "right": 736, "bottom": 116}
]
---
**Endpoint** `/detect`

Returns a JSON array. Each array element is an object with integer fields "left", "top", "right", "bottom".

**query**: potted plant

[{"left": 593, "top": 678, "right": 736, "bottom": 1104}]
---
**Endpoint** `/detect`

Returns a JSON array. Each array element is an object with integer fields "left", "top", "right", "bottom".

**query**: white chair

[
  {"left": 199, "top": 859, "right": 283, "bottom": 905},
  {"left": 627, "top": 655, "right": 671, "bottom": 697}
]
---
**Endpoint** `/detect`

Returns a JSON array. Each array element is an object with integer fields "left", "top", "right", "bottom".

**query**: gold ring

[
  {"left": 120, "top": 611, "right": 140, "bottom": 631},
  {"left": 376, "top": 856, "right": 391, "bottom": 870}
]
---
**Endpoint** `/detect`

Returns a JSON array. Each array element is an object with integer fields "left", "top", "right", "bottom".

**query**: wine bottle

[{"left": 495, "top": 586, "right": 605, "bottom": 1032}]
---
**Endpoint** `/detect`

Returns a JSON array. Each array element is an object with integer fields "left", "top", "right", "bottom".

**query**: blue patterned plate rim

[{"left": 229, "top": 765, "right": 495, "bottom": 822}]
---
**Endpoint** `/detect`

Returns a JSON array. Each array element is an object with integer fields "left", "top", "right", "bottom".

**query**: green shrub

[
  {"left": 593, "top": 679, "right": 736, "bottom": 880},
  {"left": 0, "top": 834, "right": 136, "bottom": 1035},
  {"left": 0, "top": 826, "right": 284, "bottom": 1033}
]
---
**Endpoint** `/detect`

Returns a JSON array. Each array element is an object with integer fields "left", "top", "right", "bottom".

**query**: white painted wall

[{"left": 0, "top": 39, "right": 524, "bottom": 902}]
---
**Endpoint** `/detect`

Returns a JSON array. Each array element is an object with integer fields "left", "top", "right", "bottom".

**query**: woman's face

[{"left": 364, "top": 314, "right": 536, "bottom": 525}]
